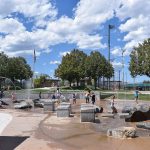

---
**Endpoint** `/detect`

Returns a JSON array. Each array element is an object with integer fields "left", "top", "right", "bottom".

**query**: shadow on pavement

[{"left": 0, "top": 136, "right": 29, "bottom": 150}]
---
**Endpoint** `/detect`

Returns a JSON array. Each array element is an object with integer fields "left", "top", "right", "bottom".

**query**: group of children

[{"left": 85, "top": 91, "right": 96, "bottom": 104}]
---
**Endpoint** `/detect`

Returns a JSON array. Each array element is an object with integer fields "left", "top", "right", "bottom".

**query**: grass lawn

[{"left": 116, "top": 93, "right": 150, "bottom": 101}]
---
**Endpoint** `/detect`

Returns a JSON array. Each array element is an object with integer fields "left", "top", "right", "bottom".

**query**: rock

[
  {"left": 136, "top": 122, "right": 150, "bottom": 130},
  {"left": 34, "top": 102, "right": 44, "bottom": 108},
  {"left": 14, "top": 101, "right": 32, "bottom": 109},
  {"left": 0, "top": 100, "right": 9, "bottom": 105},
  {"left": 60, "top": 102, "right": 71, "bottom": 113},
  {"left": 125, "top": 104, "right": 150, "bottom": 122},
  {"left": 57, "top": 105, "right": 70, "bottom": 117},
  {"left": 32, "top": 99, "right": 44, "bottom": 108},
  {"left": 43, "top": 101, "right": 55, "bottom": 111},
  {"left": 80, "top": 104, "right": 95, "bottom": 122},
  {"left": 125, "top": 111, "right": 147, "bottom": 122},
  {"left": 122, "top": 105, "right": 137, "bottom": 114},
  {"left": 136, "top": 104, "right": 150, "bottom": 112},
  {"left": 32, "top": 99, "right": 40, "bottom": 103},
  {"left": 101, "top": 113, "right": 115, "bottom": 118},
  {"left": 107, "top": 127, "right": 136, "bottom": 139},
  {"left": 118, "top": 113, "right": 130, "bottom": 119}
]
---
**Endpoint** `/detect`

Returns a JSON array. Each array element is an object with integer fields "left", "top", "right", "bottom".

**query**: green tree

[
  {"left": 0, "top": 52, "right": 9, "bottom": 77},
  {"left": 129, "top": 38, "right": 150, "bottom": 77},
  {"left": 85, "top": 51, "right": 109, "bottom": 89},
  {"left": 7, "top": 57, "right": 33, "bottom": 81},
  {"left": 55, "top": 49, "right": 87, "bottom": 86},
  {"left": 34, "top": 74, "right": 50, "bottom": 88}
]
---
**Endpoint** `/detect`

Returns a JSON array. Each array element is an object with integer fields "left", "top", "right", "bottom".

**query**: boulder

[
  {"left": 107, "top": 127, "right": 136, "bottom": 139},
  {"left": 122, "top": 105, "right": 137, "bottom": 114},
  {"left": 14, "top": 101, "right": 32, "bottom": 109},
  {"left": 101, "top": 113, "right": 114, "bottom": 118},
  {"left": 43, "top": 101, "right": 55, "bottom": 111},
  {"left": 118, "top": 113, "right": 130, "bottom": 119},
  {"left": 32, "top": 99, "right": 44, "bottom": 108},
  {"left": 125, "top": 111, "right": 147, "bottom": 122},
  {"left": 124, "top": 104, "right": 150, "bottom": 122},
  {"left": 80, "top": 104, "right": 95, "bottom": 122},
  {"left": 57, "top": 105, "right": 70, "bottom": 117},
  {"left": 136, "top": 122, "right": 150, "bottom": 130},
  {"left": 136, "top": 104, "right": 150, "bottom": 113},
  {"left": 0, "top": 100, "right": 9, "bottom": 105}
]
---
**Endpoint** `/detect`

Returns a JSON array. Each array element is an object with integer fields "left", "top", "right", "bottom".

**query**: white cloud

[
  {"left": 59, "top": 51, "right": 70, "bottom": 57},
  {"left": 116, "top": 0, "right": 150, "bottom": 20},
  {"left": 112, "top": 61, "right": 122, "bottom": 69},
  {"left": 0, "top": 0, "right": 57, "bottom": 25},
  {"left": 0, "top": 18, "right": 25, "bottom": 34},
  {"left": 0, "top": 0, "right": 149, "bottom": 58},
  {"left": 0, "top": 0, "right": 117, "bottom": 56},
  {"left": 74, "top": 0, "right": 120, "bottom": 32},
  {"left": 111, "top": 47, "right": 129, "bottom": 57},
  {"left": 117, "top": 0, "right": 150, "bottom": 52},
  {"left": 50, "top": 60, "right": 60, "bottom": 65}
]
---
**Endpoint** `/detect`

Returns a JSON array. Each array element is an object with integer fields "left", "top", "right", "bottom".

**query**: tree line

[
  {"left": 55, "top": 49, "right": 114, "bottom": 89},
  {"left": 129, "top": 38, "right": 150, "bottom": 78},
  {"left": 0, "top": 52, "right": 32, "bottom": 88}
]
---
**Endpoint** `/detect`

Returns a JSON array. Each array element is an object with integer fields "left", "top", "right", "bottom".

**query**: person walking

[
  {"left": 134, "top": 87, "right": 141, "bottom": 104},
  {"left": 73, "top": 93, "right": 76, "bottom": 104},
  {"left": 110, "top": 95, "right": 117, "bottom": 113}
]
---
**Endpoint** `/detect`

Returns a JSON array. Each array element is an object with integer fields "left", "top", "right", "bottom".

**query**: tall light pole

[
  {"left": 108, "top": 24, "right": 114, "bottom": 89},
  {"left": 108, "top": 24, "right": 114, "bottom": 62},
  {"left": 122, "top": 49, "right": 126, "bottom": 89}
]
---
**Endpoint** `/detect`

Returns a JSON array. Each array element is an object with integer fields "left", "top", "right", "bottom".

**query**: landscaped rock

[
  {"left": 124, "top": 104, "right": 150, "bottom": 122},
  {"left": 125, "top": 111, "right": 147, "bottom": 122},
  {"left": 136, "top": 104, "right": 150, "bottom": 112},
  {"left": 101, "top": 113, "right": 114, "bottom": 118},
  {"left": 122, "top": 105, "right": 137, "bottom": 114},
  {"left": 107, "top": 127, "right": 136, "bottom": 139},
  {"left": 32, "top": 99, "right": 44, "bottom": 108},
  {"left": 14, "top": 101, "right": 32, "bottom": 109},
  {"left": 57, "top": 105, "right": 70, "bottom": 117},
  {"left": 60, "top": 102, "right": 71, "bottom": 113},
  {"left": 80, "top": 104, "right": 95, "bottom": 122},
  {"left": 136, "top": 122, "right": 150, "bottom": 130},
  {"left": 118, "top": 113, "right": 130, "bottom": 119},
  {"left": 43, "top": 100, "right": 55, "bottom": 111}
]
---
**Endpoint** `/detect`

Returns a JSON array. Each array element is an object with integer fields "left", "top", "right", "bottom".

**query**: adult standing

[{"left": 91, "top": 92, "right": 96, "bottom": 105}]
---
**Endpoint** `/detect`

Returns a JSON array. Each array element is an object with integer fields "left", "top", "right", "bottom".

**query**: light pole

[
  {"left": 122, "top": 49, "right": 126, "bottom": 89},
  {"left": 108, "top": 24, "right": 114, "bottom": 90}
]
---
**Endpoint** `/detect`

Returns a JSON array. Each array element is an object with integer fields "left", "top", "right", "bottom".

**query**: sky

[{"left": 0, "top": 0, "right": 150, "bottom": 83}]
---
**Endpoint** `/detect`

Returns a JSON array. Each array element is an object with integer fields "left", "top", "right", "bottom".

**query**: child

[
  {"left": 73, "top": 93, "right": 76, "bottom": 104},
  {"left": 85, "top": 92, "right": 90, "bottom": 103},
  {"left": 39, "top": 91, "right": 42, "bottom": 99},
  {"left": 110, "top": 95, "right": 117, "bottom": 113},
  {"left": 134, "top": 87, "right": 141, "bottom": 104}
]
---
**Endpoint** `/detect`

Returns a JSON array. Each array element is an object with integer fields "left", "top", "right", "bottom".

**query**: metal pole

[
  {"left": 119, "top": 70, "right": 120, "bottom": 90},
  {"left": 122, "top": 49, "right": 125, "bottom": 90},
  {"left": 107, "top": 25, "right": 114, "bottom": 90},
  {"left": 108, "top": 25, "right": 110, "bottom": 62}
]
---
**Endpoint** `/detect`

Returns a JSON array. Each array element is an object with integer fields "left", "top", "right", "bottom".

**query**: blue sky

[{"left": 0, "top": 0, "right": 150, "bottom": 83}]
